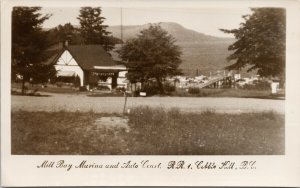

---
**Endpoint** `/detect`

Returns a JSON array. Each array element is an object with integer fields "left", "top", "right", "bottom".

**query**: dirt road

[{"left": 11, "top": 93, "right": 285, "bottom": 114}]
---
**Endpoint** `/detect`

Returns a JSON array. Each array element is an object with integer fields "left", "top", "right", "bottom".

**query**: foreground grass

[
  {"left": 11, "top": 111, "right": 128, "bottom": 155},
  {"left": 11, "top": 107, "right": 284, "bottom": 155}
]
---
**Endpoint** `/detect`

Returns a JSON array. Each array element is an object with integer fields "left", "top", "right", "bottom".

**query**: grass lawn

[
  {"left": 172, "top": 88, "right": 284, "bottom": 99},
  {"left": 11, "top": 83, "right": 80, "bottom": 94},
  {"left": 12, "top": 82, "right": 284, "bottom": 99},
  {"left": 11, "top": 107, "right": 284, "bottom": 155}
]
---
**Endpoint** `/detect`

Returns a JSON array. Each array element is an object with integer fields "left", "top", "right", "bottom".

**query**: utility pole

[
  {"left": 121, "top": 7, "right": 123, "bottom": 43},
  {"left": 121, "top": 7, "right": 128, "bottom": 115}
]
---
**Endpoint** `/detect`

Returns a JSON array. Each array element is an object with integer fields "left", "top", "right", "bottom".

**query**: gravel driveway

[{"left": 11, "top": 93, "right": 285, "bottom": 114}]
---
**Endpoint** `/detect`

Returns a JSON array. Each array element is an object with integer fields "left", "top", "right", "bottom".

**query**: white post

[{"left": 271, "top": 81, "right": 279, "bottom": 94}]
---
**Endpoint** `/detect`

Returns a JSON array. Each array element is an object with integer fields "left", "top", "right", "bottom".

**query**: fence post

[{"left": 123, "top": 91, "right": 128, "bottom": 114}]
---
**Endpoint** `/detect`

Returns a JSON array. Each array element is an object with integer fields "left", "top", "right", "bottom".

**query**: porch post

[
  {"left": 111, "top": 72, "right": 118, "bottom": 89},
  {"left": 84, "top": 71, "right": 90, "bottom": 89}
]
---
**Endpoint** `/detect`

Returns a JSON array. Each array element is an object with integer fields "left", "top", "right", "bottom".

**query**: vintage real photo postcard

[{"left": 1, "top": 0, "right": 300, "bottom": 186}]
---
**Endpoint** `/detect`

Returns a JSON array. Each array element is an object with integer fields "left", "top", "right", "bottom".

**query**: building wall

[
  {"left": 117, "top": 71, "right": 128, "bottom": 88},
  {"left": 54, "top": 50, "right": 128, "bottom": 89},
  {"left": 54, "top": 50, "right": 84, "bottom": 86}
]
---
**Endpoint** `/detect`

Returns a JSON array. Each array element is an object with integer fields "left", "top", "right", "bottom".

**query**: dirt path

[{"left": 11, "top": 93, "right": 285, "bottom": 114}]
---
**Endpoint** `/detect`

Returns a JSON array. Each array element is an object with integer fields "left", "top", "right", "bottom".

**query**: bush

[
  {"left": 88, "top": 74, "right": 99, "bottom": 88},
  {"left": 79, "top": 86, "right": 87, "bottom": 91},
  {"left": 97, "top": 85, "right": 110, "bottom": 91},
  {"left": 188, "top": 87, "right": 200, "bottom": 94},
  {"left": 56, "top": 82, "right": 63, "bottom": 88},
  {"left": 28, "top": 89, "right": 40, "bottom": 96},
  {"left": 116, "top": 87, "right": 126, "bottom": 93},
  {"left": 242, "top": 80, "right": 270, "bottom": 90},
  {"left": 142, "top": 83, "right": 160, "bottom": 96},
  {"left": 133, "top": 88, "right": 141, "bottom": 97},
  {"left": 73, "top": 75, "right": 81, "bottom": 88},
  {"left": 50, "top": 76, "right": 57, "bottom": 84},
  {"left": 164, "top": 82, "right": 175, "bottom": 93}
]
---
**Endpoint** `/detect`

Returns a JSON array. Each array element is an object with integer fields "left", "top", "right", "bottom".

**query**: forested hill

[
  {"left": 47, "top": 22, "right": 240, "bottom": 76},
  {"left": 108, "top": 22, "right": 236, "bottom": 76},
  {"left": 108, "top": 22, "right": 232, "bottom": 43}
]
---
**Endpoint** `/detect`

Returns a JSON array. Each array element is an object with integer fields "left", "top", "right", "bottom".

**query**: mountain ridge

[
  {"left": 108, "top": 22, "right": 235, "bottom": 76},
  {"left": 107, "top": 22, "right": 234, "bottom": 44},
  {"left": 47, "top": 22, "right": 238, "bottom": 76}
]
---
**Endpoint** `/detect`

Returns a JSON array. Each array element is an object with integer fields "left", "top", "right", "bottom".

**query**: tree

[
  {"left": 77, "top": 7, "right": 114, "bottom": 51},
  {"left": 56, "top": 23, "right": 76, "bottom": 42},
  {"left": 12, "top": 7, "right": 56, "bottom": 95},
  {"left": 220, "top": 8, "right": 286, "bottom": 81},
  {"left": 47, "top": 23, "right": 83, "bottom": 45},
  {"left": 118, "top": 24, "right": 182, "bottom": 94}
]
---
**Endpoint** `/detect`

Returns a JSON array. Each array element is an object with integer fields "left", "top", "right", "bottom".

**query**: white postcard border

[{"left": 1, "top": 0, "right": 300, "bottom": 186}]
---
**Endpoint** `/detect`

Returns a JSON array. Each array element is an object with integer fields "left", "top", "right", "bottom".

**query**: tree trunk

[
  {"left": 156, "top": 77, "right": 164, "bottom": 94},
  {"left": 174, "top": 80, "right": 177, "bottom": 93},
  {"left": 21, "top": 78, "right": 25, "bottom": 95}
]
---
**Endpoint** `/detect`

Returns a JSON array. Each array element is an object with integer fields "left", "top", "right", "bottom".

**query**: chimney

[{"left": 64, "top": 40, "right": 69, "bottom": 47}]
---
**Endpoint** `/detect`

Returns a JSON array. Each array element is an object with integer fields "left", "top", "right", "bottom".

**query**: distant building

[
  {"left": 49, "top": 44, "right": 127, "bottom": 90},
  {"left": 234, "top": 73, "right": 241, "bottom": 81}
]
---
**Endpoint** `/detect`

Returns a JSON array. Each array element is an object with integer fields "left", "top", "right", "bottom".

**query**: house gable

[
  {"left": 51, "top": 45, "right": 127, "bottom": 88},
  {"left": 56, "top": 50, "right": 80, "bottom": 66},
  {"left": 54, "top": 49, "right": 84, "bottom": 86}
]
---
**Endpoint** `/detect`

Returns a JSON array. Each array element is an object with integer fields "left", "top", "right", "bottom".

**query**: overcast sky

[{"left": 40, "top": 7, "right": 252, "bottom": 38}]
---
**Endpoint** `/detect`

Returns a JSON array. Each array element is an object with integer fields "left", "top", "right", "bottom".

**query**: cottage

[{"left": 51, "top": 44, "right": 127, "bottom": 90}]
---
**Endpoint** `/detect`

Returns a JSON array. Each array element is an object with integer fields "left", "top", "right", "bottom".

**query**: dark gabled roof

[
  {"left": 66, "top": 45, "right": 117, "bottom": 70},
  {"left": 42, "top": 43, "right": 64, "bottom": 65}
]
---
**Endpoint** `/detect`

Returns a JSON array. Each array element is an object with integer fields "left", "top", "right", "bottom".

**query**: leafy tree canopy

[
  {"left": 47, "top": 23, "right": 84, "bottom": 45},
  {"left": 221, "top": 8, "right": 286, "bottom": 80},
  {"left": 77, "top": 7, "right": 115, "bottom": 51},
  {"left": 12, "top": 7, "right": 56, "bottom": 94},
  {"left": 118, "top": 24, "right": 182, "bottom": 94}
]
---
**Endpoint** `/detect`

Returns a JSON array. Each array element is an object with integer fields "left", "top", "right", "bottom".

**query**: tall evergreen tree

[
  {"left": 12, "top": 7, "right": 56, "bottom": 95},
  {"left": 47, "top": 23, "right": 83, "bottom": 45},
  {"left": 119, "top": 24, "right": 182, "bottom": 94},
  {"left": 221, "top": 8, "right": 286, "bottom": 81},
  {"left": 77, "top": 7, "right": 114, "bottom": 51}
]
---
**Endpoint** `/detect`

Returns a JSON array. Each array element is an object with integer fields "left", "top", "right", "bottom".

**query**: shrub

[
  {"left": 243, "top": 80, "right": 270, "bottom": 90},
  {"left": 56, "top": 82, "right": 63, "bottom": 88},
  {"left": 97, "top": 85, "right": 110, "bottom": 90},
  {"left": 201, "top": 108, "right": 216, "bottom": 115},
  {"left": 188, "top": 87, "right": 200, "bottom": 94},
  {"left": 142, "top": 83, "right": 160, "bottom": 96},
  {"left": 134, "top": 88, "right": 141, "bottom": 97},
  {"left": 88, "top": 74, "right": 99, "bottom": 88},
  {"left": 79, "top": 86, "right": 87, "bottom": 91},
  {"left": 74, "top": 75, "right": 81, "bottom": 88},
  {"left": 116, "top": 87, "right": 126, "bottom": 93},
  {"left": 50, "top": 76, "right": 57, "bottom": 84},
  {"left": 164, "top": 82, "right": 175, "bottom": 93}
]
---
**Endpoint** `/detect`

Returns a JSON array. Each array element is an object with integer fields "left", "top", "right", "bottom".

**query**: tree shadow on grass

[
  {"left": 11, "top": 90, "right": 52, "bottom": 97},
  {"left": 243, "top": 95, "right": 285, "bottom": 100}
]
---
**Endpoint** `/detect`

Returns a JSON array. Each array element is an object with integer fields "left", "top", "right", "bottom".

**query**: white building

[{"left": 51, "top": 44, "right": 127, "bottom": 90}]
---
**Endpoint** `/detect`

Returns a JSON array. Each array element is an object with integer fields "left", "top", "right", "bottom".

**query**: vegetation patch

[
  {"left": 12, "top": 111, "right": 129, "bottom": 155},
  {"left": 173, "top": 88, "right": 275, "bottom": 98},
  {"left": 12, "top": 107, "right": 284, "bottom": 155},
  {"left": 126, "top": 107, "right": 284, "bottom": 155}
]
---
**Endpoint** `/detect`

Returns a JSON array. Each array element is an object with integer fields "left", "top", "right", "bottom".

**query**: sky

[{"left": 40, "top": 7, "right": 252, "bottom": 38}]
